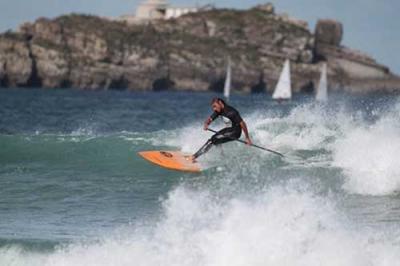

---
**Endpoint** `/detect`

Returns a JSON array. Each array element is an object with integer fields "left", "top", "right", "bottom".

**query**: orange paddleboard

[{"left": 138, "top": 151, "right": 202, "bottom": 173}]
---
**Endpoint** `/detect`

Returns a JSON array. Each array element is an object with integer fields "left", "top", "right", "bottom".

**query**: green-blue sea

[{"left": 1, "top": 88, "right": 400, "bottom": 265}]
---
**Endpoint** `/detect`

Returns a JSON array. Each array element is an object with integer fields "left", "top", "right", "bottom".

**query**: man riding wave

[{"left": 189, "top": 97, "right": 252, "bottom": 162}]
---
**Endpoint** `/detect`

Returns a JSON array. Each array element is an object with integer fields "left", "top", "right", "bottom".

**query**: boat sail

[
  {"left": 316, "top": 63, "right": 328, "bottom": 102},
  {"left": 222, "top": 57, "right": 232, "bottom": 125},
  {"left": 223, "top": 57, "right": 232, "bottom": 100},
  {"left": 272, "top": 59, "right": 292, "bottom": 100}
]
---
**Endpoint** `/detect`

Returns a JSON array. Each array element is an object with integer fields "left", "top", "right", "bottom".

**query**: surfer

[{"left": 189, "top": 98, "right": 252, "bottom": 161}]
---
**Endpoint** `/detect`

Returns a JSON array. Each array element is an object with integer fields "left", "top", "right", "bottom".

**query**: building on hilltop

[
  {"left": 119, "top": 0, "right": 200, "bottom": 24},
  {"left": 136, "top": 0, "right": 168, "bottom": 20},
  {"left": 165, "top": 7, "right": 199, "bottom": 19}
]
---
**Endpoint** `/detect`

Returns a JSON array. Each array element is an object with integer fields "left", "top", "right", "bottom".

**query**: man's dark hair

[{"left": 211, "top": 97, "right": 226, "bottom": 105}]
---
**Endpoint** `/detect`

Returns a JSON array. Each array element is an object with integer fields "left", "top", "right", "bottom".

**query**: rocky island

[{"left": 0, "top": 3, "right": 399, "bottom": 93}]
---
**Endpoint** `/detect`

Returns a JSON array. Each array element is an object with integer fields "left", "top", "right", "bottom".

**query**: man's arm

[
  {"left": 204, "top": 112, "right": 218, "bottom": 130},
  {"left": 240, "top": 121, "right": 252, "bottom": 145},
  {"left": 203, "top": 117, "right": 213, "bottom": 130}
]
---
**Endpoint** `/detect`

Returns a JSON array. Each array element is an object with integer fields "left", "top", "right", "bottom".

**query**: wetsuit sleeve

[{"left": 210, "top": 111, "right": 219, "bottom": 121}]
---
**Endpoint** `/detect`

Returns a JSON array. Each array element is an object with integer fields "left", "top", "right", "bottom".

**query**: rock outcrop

[
  {"left": 314, "top": 19, "right": 395, "bottom": 92},
  {"left": 315, "top": 19, "right": 343, "bottom": 46},
  {"left": 0, "top": 4, "right": 398, "bottom": 93},
  {"left": 0, "top": 33, "right": 34, "bottom": 87}
]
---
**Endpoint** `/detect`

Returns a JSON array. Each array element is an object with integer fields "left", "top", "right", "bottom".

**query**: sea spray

[
  {"left": 1, "top": 90, "right": 400, "bottom": 265},
  {"left": 332, "top": 108, "right": 400, "bottom": 195},
  {"left": 1, "top": 184, "right": 400, "bottom": 266}
]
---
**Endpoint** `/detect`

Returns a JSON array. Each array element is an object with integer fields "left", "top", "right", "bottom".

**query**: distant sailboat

[
  {"left": 223, "top": 57, "right": 232, "bottom": 100},
  {"left": 316, "top": 63, "right": 328, "bottom": 102},
  {"left": 272, "top": 59, "right": 292, "bottom": 101},
  {"left": 223, "top": 57, "right": 232, "bottom": 125}
]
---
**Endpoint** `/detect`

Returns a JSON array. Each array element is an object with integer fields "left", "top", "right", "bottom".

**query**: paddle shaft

[{"left": 207, "top": 128, "right": 284, "bottom": 157}]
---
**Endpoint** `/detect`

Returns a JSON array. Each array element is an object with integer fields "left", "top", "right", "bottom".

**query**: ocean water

[{"left": 1, "top": 88, "right": 400, "bottom": 265}]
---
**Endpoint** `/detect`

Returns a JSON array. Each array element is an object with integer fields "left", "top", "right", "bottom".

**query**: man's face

[{"left": 212, "top": 101, "right": 223, "bottom": 113}]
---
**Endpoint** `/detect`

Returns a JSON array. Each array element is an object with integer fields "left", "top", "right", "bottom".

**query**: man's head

[{"left": 211, "top": 97, "right": 225, "bottom": 113}]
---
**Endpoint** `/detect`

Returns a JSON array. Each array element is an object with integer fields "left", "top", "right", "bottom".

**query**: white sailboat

[
  {"left": 223, "top": 57, "right": 232, "bottom": 100},
  {"left": 272, "top": 59, "right": 292, "bottom": 101},
  {"left": 222, "top": 57, "right": 232, "bottom": 125},
  {"left": 316, "top": 63, "right": 328, "bottom": 102}
]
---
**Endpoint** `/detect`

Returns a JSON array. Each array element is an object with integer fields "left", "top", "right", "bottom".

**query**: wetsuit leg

[
  {"left": 193, "top": 127, "right": 241, "bottom": 159},
  {"left": 210, "top": 127, "right": 241, "bottom": 145},
  {"left": 193, "top": 139, "right": 213, "bottom": 159}
]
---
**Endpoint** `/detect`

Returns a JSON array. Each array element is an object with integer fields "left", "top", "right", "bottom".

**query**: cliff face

[{"left": 0, "top": 4, "right": 398, "bottom": 93}]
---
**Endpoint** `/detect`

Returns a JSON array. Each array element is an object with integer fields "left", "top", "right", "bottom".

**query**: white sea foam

[
  {"left": 1, "top": 184, "right": 399, "bottom": 266},
  {"left": 26, "top": 99, "right": 395, "bottom": 266},
  {"left": 163, "top": 125, "right": 210, "bottom": 153},
  {"left": 207, "top": 102, "right": 400, "bottom": 196},
  {"left": 158, "top": 104, "right": 338, "bottom": 156},
  {"left": 147, "top": 101, "right": 400, "bottom": 196},
  {"left": 246, "top": 105, "right": 341, "bottom": 151},
  {"left": 332, "top": 110, "right": 400, "bottom": 195},
  {"left": 70, "top": 127, "right": 96, "bottom": 137}
]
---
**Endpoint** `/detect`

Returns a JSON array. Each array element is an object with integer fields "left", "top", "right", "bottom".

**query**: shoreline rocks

[{"left": 0, "top": 5, "right": 398, "bottom": 93}]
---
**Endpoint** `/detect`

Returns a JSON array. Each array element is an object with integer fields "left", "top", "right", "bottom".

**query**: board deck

[{"left": 138, "top": 151, "right": 202, "bottom": 173}]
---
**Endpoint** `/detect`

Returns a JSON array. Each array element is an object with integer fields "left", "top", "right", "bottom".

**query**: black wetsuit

[{"left": 193, "top": 104, "right": 243, "bottom": 159}]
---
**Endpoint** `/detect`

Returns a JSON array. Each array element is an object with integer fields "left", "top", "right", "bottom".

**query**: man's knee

[{"left": 211, "top": 134, "right": 224, "bottom": 144}]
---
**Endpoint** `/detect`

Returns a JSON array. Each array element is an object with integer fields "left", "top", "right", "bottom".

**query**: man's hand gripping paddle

[{"left": 207, "top": 128, "right": 284, "bottom": 158}]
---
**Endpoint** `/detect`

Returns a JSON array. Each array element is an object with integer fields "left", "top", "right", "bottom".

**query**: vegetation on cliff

[{"left": 0, "top": 4, "right": 397, "bottom": 93}]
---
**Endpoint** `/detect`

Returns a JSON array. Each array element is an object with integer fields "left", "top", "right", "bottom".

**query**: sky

[{"left": 0, "top": 0, "right": 398, "bottom": 74}]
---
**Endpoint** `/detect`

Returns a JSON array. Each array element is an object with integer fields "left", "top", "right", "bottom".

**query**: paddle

[{"left": 207, "top": 128, "right": 285, "bottom": 158}]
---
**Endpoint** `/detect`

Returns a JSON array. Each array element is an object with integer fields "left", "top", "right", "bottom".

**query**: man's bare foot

[{"left": 185, "top": 155, "right": 197, "bottom": 163}]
